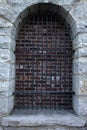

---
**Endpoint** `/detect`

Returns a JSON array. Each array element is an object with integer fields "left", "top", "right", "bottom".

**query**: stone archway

[{"left": 0, "top": 0, "right": 87, "bottom": 117}]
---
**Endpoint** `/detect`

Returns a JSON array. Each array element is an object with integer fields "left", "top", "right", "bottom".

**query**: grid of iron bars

[{"left": 15, "top": 13, "right": 73, "bottom": 110}]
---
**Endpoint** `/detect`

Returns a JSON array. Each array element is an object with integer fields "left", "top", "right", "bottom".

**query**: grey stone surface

[
  {"left": 73, "top": 95, "right": 87, "bottom": 116},
  {"left": 0, "top": 26, "right": 17, "bottom": 39},
  {"left": 0, "top": 63, "right": 15, "bottom": 80},
  {"left": 0, "top": 0, "right": 6, "bottom": 3},
  {"left": 0, "top": 49, "right": 15, "bottom": 63},
  {"left": 73, "top": 33, "right": 87, "bottom": 50},
  {"left": 2, "top": 111, "right": 85, "bottom": 127},
  {"left": 74, "top": 48, "right": 87, "bottom": 58},
  {"left": 0, "top": 0, "right": 86, "bottom": 125},
  {"left": 0, "top": 79, "right": 15, "bottom": 96},
  {"left": 69, "top": 128, "right": 79, "bottom": 130},
  {"left": 71, "top": 20, "right": 87, "bottom": 39},
  {"left": 73, "top": 74, "right": 87, "bottom": 95},
  {"left": 48, "top": 0, "right": 79, "bottom": 5},
  {"left": 80, "top": 128, "right": 87, "bottom": 130},
  {"left": 66, "top": 12, "right": 75, "bottom": 27},
  {"left": 0, "top": 95, "right": 14, "bottom": 116},
  {"left": 0, "top": 18, "right": 12, "bottom": 28},
  {"left": 4, "top": 126, "right": 69, "bottom": 130},
  {"left": 70, "top": 1, "right": 87, "bottom": 20},
  {"left": 0, "top": 127, "right": 3, "bottom": 130},
  {"left": 0, "top": 36, "right": 15, "bottom": 51},
  {"left": 73, "top": 58, "right": 87, "bottom": 74}
]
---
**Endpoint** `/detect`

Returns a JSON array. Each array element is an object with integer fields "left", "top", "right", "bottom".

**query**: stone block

[
  {"left": 0, "top": 18, "right": 12, "bottom": 28},
  {"left": 4, "top": 127, "right": 34, "bottom": 130},
  {"left": 0, "top": 4, "right": 17, "bottom": 24},
  {"left": 73, "top": 74, "right": 87, "bottom": 95},
  {"left": 0, "top": 26, "right": 17, "bottom": 40},
  {"left": 14, "top": 15, "right": 22, "bottom": 31},
  {"left": 0, "top": 63, "right": 15, "bottom": 81},
  {"left": 49, "top": 0, "right": 79, "bottom": 5},
  {"left": 0, "top": 3, "right": 25, "bottom": 26},
  {"left": 62, "top": 0, "right": 80, "bottom": 5},
  {"left": 66, "top": 12, "right": 75, "bottom": 27},
  {"left": 0, "top": 49, "right": 15, "bottom": 64},
  {"left": 0, "top": 36, "right": 15, "bottom": 51},
  {"left": 6, "top": 0, "right": 24, "bottom": 6},
  {"left": 80, "top": 128, "right": 87, "bottom": 130},
  {"left": 0, "top": 79, "right": 15, "bottom": 96},
  {"left": 74, "top": 48, "right": 87, "bottom": 58},
  {"left": 0, "top": 95, "right": 14, "bottom": 116},
  {"left": 73, "top": 95, "right": 87, "bottom": 116},
  {"left": 70, "top": 1, "right": 87, "bottom": 20},
  {"left": 73, "top": 33, "right": 87, "bottom": 50},
  {"left": 0, "top": 127, "right": 3, "bottom": 130},
  {"left": 73, "top": 58, "right": 87, "bottom": 74},
  {"left": 4, "top": 126, "right": 69, "bottom": 130},
  {"left": 0, "top": 0, "right": 7, "bottom": 3},
  {"left": 71, "top": 20, "right": 87, "bottom": 39},
  {"left": 70, "top": 128, "right": 79, "bottom": 130},
  {"left": 2, "top": 111, "right": 85, "bottom": 127}
]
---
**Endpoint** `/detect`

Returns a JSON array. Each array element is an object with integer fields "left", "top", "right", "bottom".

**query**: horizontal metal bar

[{"left": 14, "top": 91, "right": 74, "bottom": 95}]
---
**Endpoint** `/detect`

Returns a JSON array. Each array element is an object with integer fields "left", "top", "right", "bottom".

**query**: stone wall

[{"left": 0, "top": 0, "right": 87, "bottom": 130}]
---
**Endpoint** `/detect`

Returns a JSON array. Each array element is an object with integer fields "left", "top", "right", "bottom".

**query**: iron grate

[{"left": 15, "top": 14, "right": 73, "bottom": 110}]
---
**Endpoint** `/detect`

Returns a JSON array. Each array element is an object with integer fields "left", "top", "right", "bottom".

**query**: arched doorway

[{"left": 15, "top": 3, "right": 73, "bottom": 110}]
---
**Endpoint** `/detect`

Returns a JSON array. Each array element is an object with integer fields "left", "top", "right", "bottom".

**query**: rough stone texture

[
  {"left": 2, "top": 111, "right": 85, "bottom": 127},
  {"left": 0, "top": 49, "right": 15, "bottom": 63},
  {"left": 66, "top": 12, "right": 75, "bottom": 27},
  {"left": 0, "top": 26, "right": 17, "bottom": 39},
  {"left": 0, "top": 0, "right": 86, "bottom": 127},
  {"left": 73, "top": 95, "right": 87, "bottom": 116},
  {"left": 0, "top": 63, "right": 15, "bottom": 81},
  {"left": 2, "top": 126, "right": 87, "bottom": 130},
  {"left": 0, "top": 127, "right": 3, "bottom": 130},
  {"left": 0, "top": 36, "right": 15, "bottom": 51},
  {"left": 73, "top": 33, "right": 87, "bottom": 50},
  {"left": 48, "top": 0, "right": 79, "bottom": 5},
  {"left": 0, "top": 79, "right": 15, "bottom": 96},
  {"left": 4, "top": 126, "right": 69, "bottom": 130},
  {"left": 73, "top": 58, "right": 87, "bottom": 74},
  {"left": 0, "top": 18, "right": 12, "bottom": 28},
  {"left": 3, "top": 126, "right": 87, "bottom": 130},
  {"left": 71, "top": 17, "right": 87, "bottom": 39},
  {"left": 74, "top": 48, "right": 87, "bottom": 59},
  {"left": 69, "top": 128, "right": 79, "bottom": 130},
  {"left": 0, "top": 95, "right": 14, "bottom": 116},
  {"left": 0, "top": 0, "right": 6, "bottom": 3},
  {"left": 70, "top": 1, "right": 87, "bottom": 20},
  {"left": 73, "top": 74, "right": 87, "bottom": 95}
]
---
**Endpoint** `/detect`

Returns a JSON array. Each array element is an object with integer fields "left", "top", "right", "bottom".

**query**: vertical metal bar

[
  {"left": 36, "top": 16, "right": 39, "bottom": 110},
  {"left": 23, "top": 19, "right": 26, "bottom": 109},
  {"left": 55, "top": 17, "right": 57, "bottom": 110},
  {"left": 16, "top": 23, "right": 21, "bottom": 109},
  {"left": 59, "top": 16, "right": 62, "bottom": 110},
  {"left": 32, "top": 16, "right": 34, "bottom": 110},
  {"left": 27, "top": 16, "right": 30, "bottom": 109},
  {"left": 64, "top": 23, "right": 66, "bottom": 109},
  {"left": 50, "top": 15, "right": 53, "bottom": 110},
  {"left": 41, "top": 15, "right": 43, "bottom": 110},
  {"left": 46, "top": 15, "right": 48, "bottom": 110},
  {"left": 68, "top": 26, "right": 72, "bottom": 109}
]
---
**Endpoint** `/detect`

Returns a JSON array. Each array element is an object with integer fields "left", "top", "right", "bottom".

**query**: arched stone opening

[
  {"left": 0, "top": 0, "right": 87, "bottom": 118},
  {"left": 15, "top": 3, "right": 73, "bottom": 110}
]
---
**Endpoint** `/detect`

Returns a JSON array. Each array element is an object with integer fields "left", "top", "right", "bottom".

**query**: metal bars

[{"left": 15, "top": 14, "right": 73, "bottom": 110}]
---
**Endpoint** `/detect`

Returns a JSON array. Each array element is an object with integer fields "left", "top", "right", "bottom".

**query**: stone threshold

[{"left": 1, "top": 110, "right": 86, "bottom": 128}]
